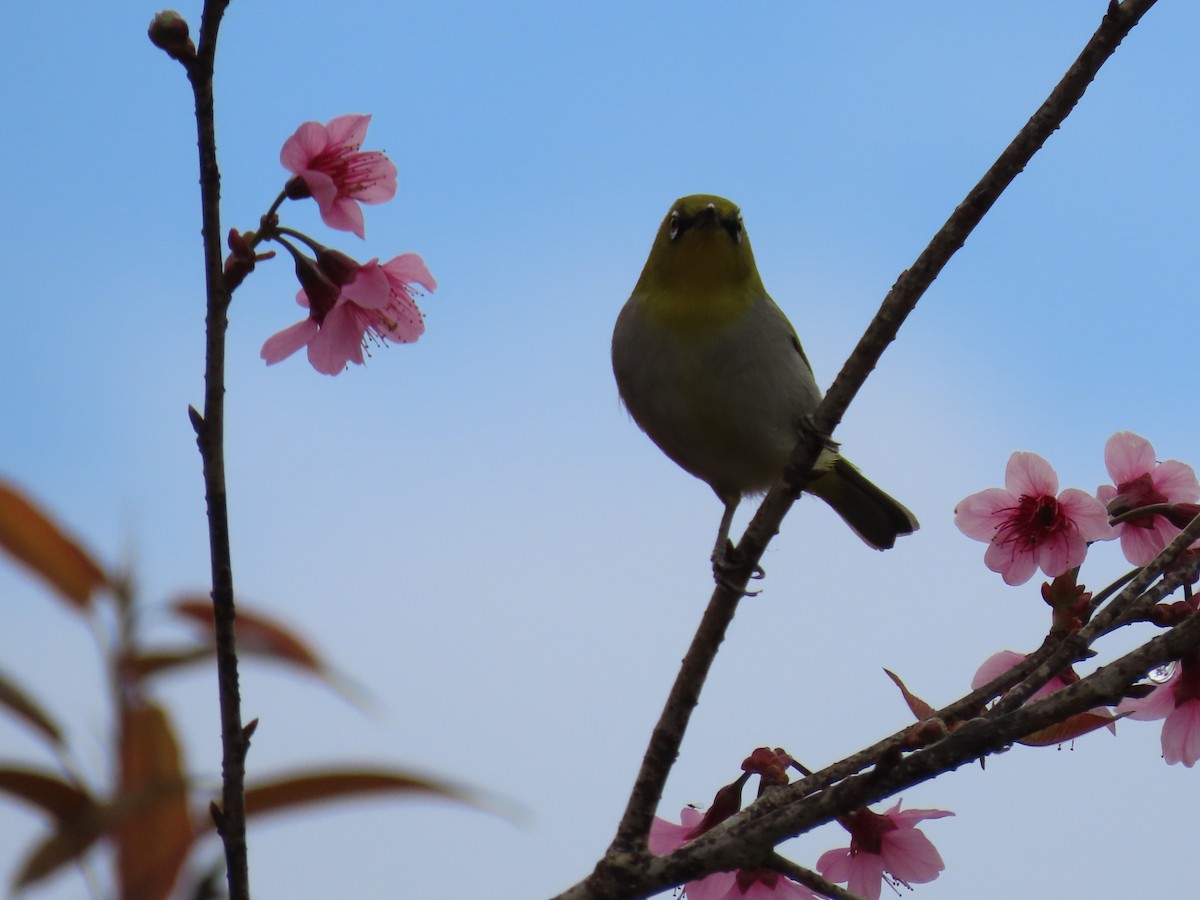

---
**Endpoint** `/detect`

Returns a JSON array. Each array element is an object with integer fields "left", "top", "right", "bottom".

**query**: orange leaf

[
  {"left": 240, "top": 769, "right": 493, "bottom": 823},
  {"left": 167, "top": 597, "right": 372, "bottom": 708},
  {"left": 121, "top": 647, "right": 213, "bottom": 681},
  {"left": 12, "top": 801, "right": 113, "bottom": 890},
  {"left": 11, "top": 786, "right": 192, "bottom": 892},
  {"left": 0, "top": 668, "right": 64, "bottom": 746},
  {"left": 1019, "top": 710, "right": 1118, "bottom": 746},
  {"left": 115, "top": 702, "right": 193, "bottom": 900},
  {"left": 884, "top": 668, "right": 937, "bottom": 721},
  {"left": 0, "top": 480, "right": 106, "bottom": 610},
  {"left": 0, "top": 767, "right": 94, "bottom": 822},
  {"left": 171, "top": 596, "right": 323, "bottom": 672}
]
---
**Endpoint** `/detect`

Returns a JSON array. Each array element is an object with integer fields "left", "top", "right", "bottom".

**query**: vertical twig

[{"left": 154, "top": 1, "right": 251, "bottom": 897}]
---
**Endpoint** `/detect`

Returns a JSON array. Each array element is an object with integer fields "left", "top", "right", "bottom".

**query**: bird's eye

[
  {"left": 733, "top": 216, "right": 744, "bottom": 243},
  {"left": 669, "top": 212, "right": 681, "bottom": 241}
]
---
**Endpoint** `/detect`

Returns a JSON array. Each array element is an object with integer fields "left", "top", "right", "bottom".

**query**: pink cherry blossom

[
  {"left": 1096, "top": 431, "right": 1200, "bottom": 566},
  {"left": 955, "top": 451, "right": 1113, "bottom": 585},
  {"left": 972, "top": 650, "right": 1117, "bottom": 735},
  {"left": 972, "top": 650, "right": 1071, "bottom": 701},
  {"left": 281, "top": 114, "right": 398, "bottom": 238},
  {"left": 1118, "top": 650, "right": 1200, "bottom": 767},
  {"left": 649, "top": 809, "right": 817, "bottom": 900},
  {"left": 261, "top": 253, "right": 435, "bottom": 376},
  {"left": 816, "top": 800, "right": 953, "bottom": 900}
]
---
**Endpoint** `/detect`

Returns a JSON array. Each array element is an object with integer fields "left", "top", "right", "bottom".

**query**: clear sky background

[{"left": 2, "top": 2, "right": 1198, "bottom": 898}]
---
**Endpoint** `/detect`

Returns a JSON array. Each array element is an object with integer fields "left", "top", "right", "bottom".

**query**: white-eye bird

[{"left": 611, "top": 194, "right": 918, "bottom": 572}]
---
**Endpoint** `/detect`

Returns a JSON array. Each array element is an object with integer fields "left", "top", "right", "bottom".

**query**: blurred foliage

[{"left": 0, "top": 479, "right": 484, "bottom": 899}]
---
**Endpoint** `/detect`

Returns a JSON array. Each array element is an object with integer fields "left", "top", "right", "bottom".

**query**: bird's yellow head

[{"left": 632, "top": 194, "right": 765, "bottom": 331}]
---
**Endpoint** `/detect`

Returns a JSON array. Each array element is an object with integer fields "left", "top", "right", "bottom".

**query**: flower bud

[
  {"left": 293, "top": 254, "right": 341, "bottom": 324},
  {"left": 148, "top": 11, "right": 195, "bottom": 62},
  {"left": 686, "top": 772, "right": 750, "bottom": 839},
  {"left": 316, "top": 248, "right": 363, "bottom": 286},
  {"left": 284, "top": 175, "right": 313, "bottom": 201}
]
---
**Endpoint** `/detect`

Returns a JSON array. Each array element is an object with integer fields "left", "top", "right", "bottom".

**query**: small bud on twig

[{"left": 148, "top": 11, "right": 196, "bottom": 64}]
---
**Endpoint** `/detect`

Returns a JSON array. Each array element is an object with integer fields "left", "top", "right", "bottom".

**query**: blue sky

[{"left": 2, "top": 2, "right": 1199, "bottom": 898}]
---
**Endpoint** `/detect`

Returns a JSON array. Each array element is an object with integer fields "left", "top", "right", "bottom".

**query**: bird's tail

[{"left": 807, "top": 457, "right": 919, "bottom": 550}]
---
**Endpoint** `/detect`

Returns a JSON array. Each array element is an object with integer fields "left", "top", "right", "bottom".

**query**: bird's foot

[
  {"left": 797, "top": 414, "right": 839, "bottom": 453},
  {"left": 711, "top": 542, "right": 765, "bottom": 596}
]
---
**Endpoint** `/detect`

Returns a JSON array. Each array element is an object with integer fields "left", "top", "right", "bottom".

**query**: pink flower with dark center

[
  {"left": 1118, "top": 649, "right": 1200, "bottom": 767},
  {"left": 816, "top": 800, "right": 953, "bottom": 900},
  {"left": 1096, "top": 431, "right": 1200, "bottom": 566},
  {"left": 955, "top": 452, "right": 1113, "bottom": 585},
  {"left": 650, "top": 808, "right": 818, "bottom": 900},
  {"left": 281, "top": 114, "right": 398, "bottom": 239},
  {"left": 261, "top": 253, "right": 435, "bottom": 376}
]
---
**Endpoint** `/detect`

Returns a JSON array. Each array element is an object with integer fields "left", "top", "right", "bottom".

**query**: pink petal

[
  {"left": 1118, "top": 679, "right": 1177, "bottom": 722},
  {"left": 737, "top": 879, "right": 816, "bottom": 900},
  {"left": 1057, "top": 489, "right": 1116, "bottom": 542},
  {"left": 382, "top": 253, "right": 438, "bottom": 293},
  {"left": 341, "top": 261, "right": 392, "bottom": 309},
  {"left": 648, "top": 816, "right": 690, "bottom": 855},
  {"left": 845, "top": 853, "right": 886, "bottom": 900},
  {"left": 880, "top": 799, "right": 954, "bottom": 824},
  {"left": 1005, "top": 451, "right": 1058, "bottom": 498},
  {"left": 685, "top": 872, "right": 737, "bottom": 900},
  {"left": 1105, "top": 431, "right": 1157, "bottom": 485},
  {"left": 954, "top": 488, "right": 1016, "bottom": 542},
  {"left": 301, "top": 169, "right": 339, "bottom": 213},
  {"left": 324, "top": 113, "right": 371, "bottom": 149},
  {"left": 1034, "top": 528, "right": 1085, "bottom": 578},
  {"left": 816, "top": 847, "right": 852, "bottom": 883},
  {"left": 983, "top": 537, "right": 1038, "bottom": 586},
  {"left": 972, "top": 651, "right": 1026, "bottom": 690},
  {"left": 348, "top": 151, "right": 399, "bottom": 203},
  {"left": 1153, "top": 460, "right": 1200, "bottom": 502},
  {"left": 880, "top": 828, "right": 945, "bottom": 884},
  {"left": 1031, "top": 674, "right": 1075, "bottom": 702},
  {"left": 280, "top": 120, "right": 330, "bottom": 173},
  {"left": 320, "top": 196, "right": 367, "bottom": 239},
  {"left": 775, "top": 880, "right": 818, "bottom": 900},
  {"left": 1118, "top": 521, "right": 1175, "bottom": 566},
  {"left": 1162, "top": 700, "right": 1200, "bottom": 766},
  {"left": 306, "top": 305, "right": 364, "bottom": 375},
  {"left": 260, "top": 318, "right": 317, "bottom": 365}
]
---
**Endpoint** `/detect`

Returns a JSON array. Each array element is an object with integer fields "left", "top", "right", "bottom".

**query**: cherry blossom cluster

[
  {"left": 651, "top": 748, "right": 952, "bottom": 900},
  {"left": 222, "top": 114, "right": 435, "bottom": 375},
  {"left": 954, "top": 431, "right": 1200, "bottom": 766}
]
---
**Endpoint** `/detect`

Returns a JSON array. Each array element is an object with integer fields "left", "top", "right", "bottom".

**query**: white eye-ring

[
  {"left": 669, "top": 211, "right": 681, "bottom": 241},
  {"left": 734, "top": 215, "right": 744, "bottom": 243}
]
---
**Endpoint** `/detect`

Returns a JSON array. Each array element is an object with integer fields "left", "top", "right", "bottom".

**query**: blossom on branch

[
  {"left": 261, "top": 251, "right": 435, "bottom": 376},
  {"left": 972, "top": 650, "right": 1072, "bottom": 701},
  {"left": 649, "top": 808, "right": 817, "bottom": 900},
  {"left": 281, "top": 114, "right": 398, "bottom": 238},
  {"left": 955, "top": 452, "right": 1113, "bottom": 585},
  {"left": 1118, "top": 650, "right": 1200, "bottom": 767},
  {"left": 1097, "top": 431, "right": 1200, "bottom": 566},
  {"left": 816, "top": 800, "right": 953, "bottom": 900}
]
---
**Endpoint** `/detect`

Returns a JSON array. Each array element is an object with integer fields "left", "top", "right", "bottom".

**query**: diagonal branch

[{"left": 560, "top": 2, "right": 1160, "bottom": 898}]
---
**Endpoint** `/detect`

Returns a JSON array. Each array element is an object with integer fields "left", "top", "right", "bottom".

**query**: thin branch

[
  {"left": 744, "top": 0, "right": 1158, "bottom": 565},
  {"left": 166, "top": 1, "right": 252, "bottom": 898},
  {"left": 556, "top": 2, "right": 1160, "bottom": 897}
]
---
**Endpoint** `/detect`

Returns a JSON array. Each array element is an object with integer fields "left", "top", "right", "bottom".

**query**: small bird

[{"left": 611, "top": 194, "right": 918, "bottom": 575}]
